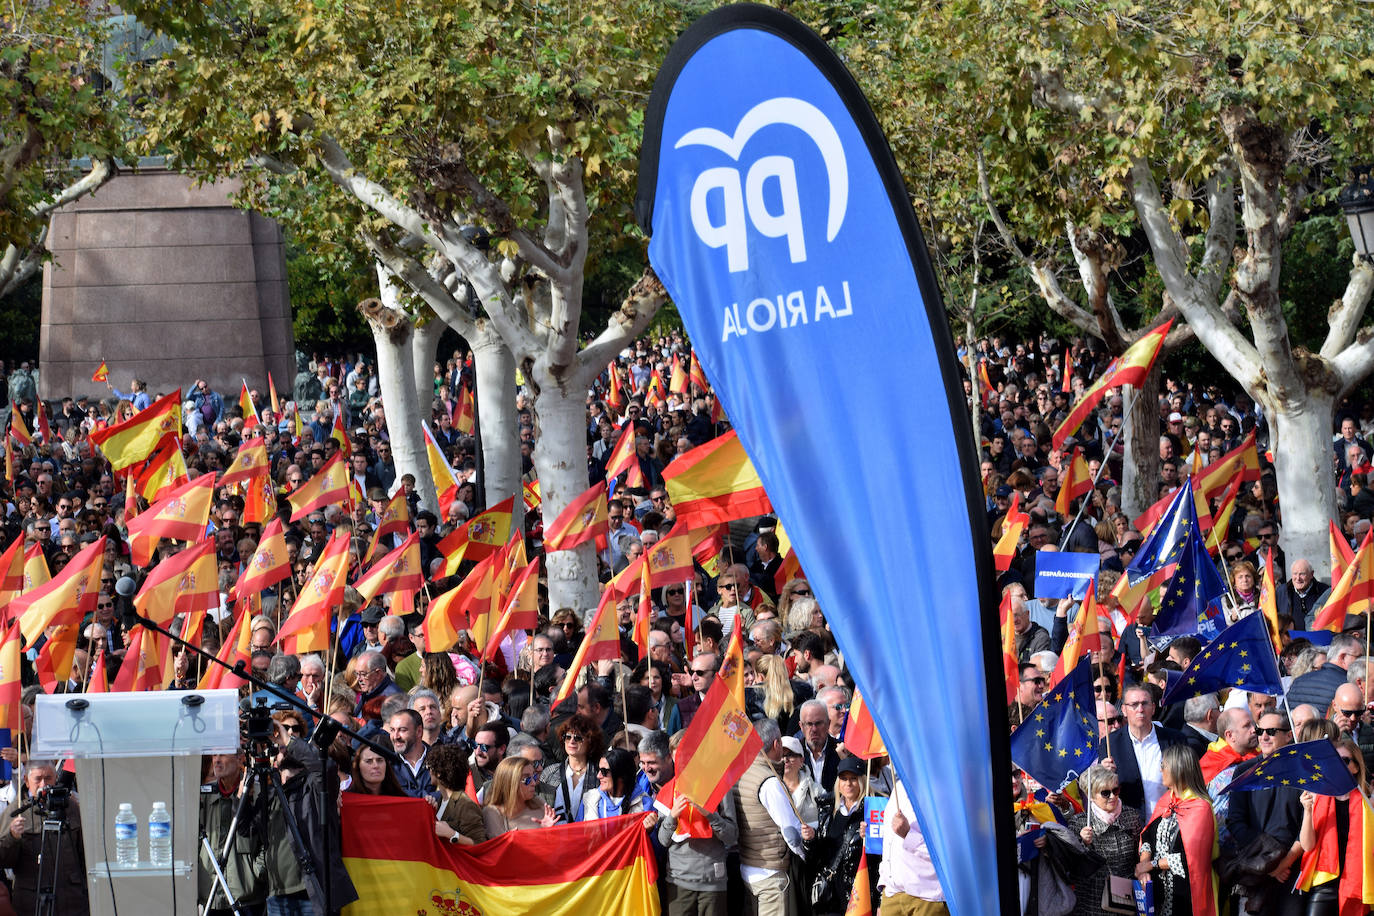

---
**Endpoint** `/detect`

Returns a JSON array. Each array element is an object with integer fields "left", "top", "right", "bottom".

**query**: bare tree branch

[{"left": 570, "top": 268, "right": 667, "bottom": 389}]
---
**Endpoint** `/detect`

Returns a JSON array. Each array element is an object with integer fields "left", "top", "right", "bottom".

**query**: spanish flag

[
  {"left": 365, "top": 489, "right": 411, "bottom": 559},
  {"left": 845, "top": 853, "right": 873, "bottom": 916},
  {"left": 22, "top": 544, "right": 49, "bottom": 593},
  {"left": 841, "top": 689, "right": 887, "bottom": 760},
  {"left": 0, "top": 622, "right": 22, "bottom": 740},
  {"left": 554, "top": 587, "right": 622, "bottom": 704},
  {"left": 87, "top": 644, "right": 108, "bottom": 694},
  {"left": 277, "top": 532, "right": 349, "bottom": 654},
  {"left": 522, "top": 479, "right": 541, "bottom": 511},
  {"left": 1204, "top": 475, "right": 1242, "bottom": 556},
  {"left": 92, "top": 361, "right": 109, "bottom": 383},
  {"left": 353, "top": 533, "right": 423, "bottom": 603},
  {"left": 423, "top": 552, "right": 498, "bottom": 652},
  {"left": 1052, "top": 319, "right": 1173, "bottom": 449},
  {"left": 34, "top": 399, "right": 50, "bottom": 442},
  {"left": 287, "top": 452, "right": 350, "bottom": 522},
  {"left": 1296, "top": 791, "right": 1374, "bottom": 912},
  {"left": 1053, "top": 447, "right": 1092, "bottom": 518},
  {"left": 330, "top": 410, "right": 351, "bottom": 458},
  {"left": 238, "top": 380, "right": 259, "bottom": 434},
  {"left": 238, "top": 517, "right": 292, "bottom": 595},
  {"left": 498, "top": 557, "right": 541, "bottom": 632},
  {"left": 1049, "top": 580, "right": 1101, "bottom": 687},
  {"left": 89, "top": 388, "right": 182, "bottom": 470},
  {"left": 672, "top": 658, "right": 763, "bottom": 811},
  {"left": 662, "top": 431, "right": 772, "bottom": 529},
  {"left": 267, "top": 372, "right": 282, "bottom": 417},
  {"left": 8, "top": 410, "right": 30, "bottom": 448},
  {"left": 604, "top": 422, "right": 645, "bottom": 488},
  {"left": 111, "top": 626, "right": 164, "bottom": 692},
  {"left": 689, "top": 351, "right": 710, "bottom": 394},
  {"left": 1315, "top": 528, "right": 1374, "bottom": 632},
  {"left": 433, "top": 528, "right": 469, "bottom": 579},
  {"left": 463, "top": 496, "right": 515, "bottom": 560},
  {"left": 219, "top": 435, "right": 269, "bottom": 488},
  {"left": 14, "top": 537, "right": 105, "bottom": 679},
  {"left": 690, "top": 524, "right": 728, "bottom": 578},
  {"left": 647, "top": 367, "right": 667, "bottom": 405},
  {"left": 644, "top": 522, "right": 694, "bottom": 587},
  {"left": 133, "top": 539, "right": 217, "bottom": 626},
  {"left": 135, "top": 435, "right": 190, "bottom": 503},
  {"left": 0, "top": 535, "right": 26, "bottom": 624},
  {"left": 340, "top": 797, "right": 659, "bottom": 915},
  {"left": 1196, "top": 429, "right": 1260, "bottom": 502},
  {"left": 126, "top": 473, "right": 216, "bottom": 567},
  {"left": 1333, "top": 520, "right": 1356, "bottom": 582},
  {"left": 999, "top": 590, "right": 1019, "bottom": 704},
  {"left": 994, "top": 493, "right": 1029, "bottom": 572},
  {"left": 422, "top": 421, "right": 461, "bottom": 516},
  {"left": 607, "top": 363, "right": 625, "bottom": 414},
  {"left": 669, "top": 355, "right": 689, "bottom": 395},
  {"left": 200, "top": 601, "right": 253, "bottom": 691},
  {"left": 1258, "top": 548, "right": 1283, "bottom": 653},
  {"left": 453, "top": 385, "right": 475, "bottom": 435},
  {"left": 242, "top": 471, "right": 276, "bottom": 526}
]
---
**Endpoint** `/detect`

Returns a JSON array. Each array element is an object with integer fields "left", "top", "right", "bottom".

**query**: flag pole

[{"left": 1059, "top": 385, "right": 1146, "bottom": 549}]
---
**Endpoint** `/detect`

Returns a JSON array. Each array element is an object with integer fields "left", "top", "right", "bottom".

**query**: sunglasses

[
  {"left": 1093, "top": 684, "right": 1111, "bottom": 694},
  {"left": 1337, "top": 708, "right": 1365, "bottom": 719},
  {"left": 690, "top": 669, "right": 712, "bottom": 677},
  {"left": 718, "top": 582, "right": 738, "bottom": 590},
  {"left": 665, "top": 589, "right": 684, "bottom": 596},
  {"left": 1225, "top": 553, "right": 1243, "bottom": 562},
  {"left": 1105, "top": 716, "right": 1124, "bottom": 727},
  {"left": 474, "top": 743, "right": 494, "bottom": 752},
  {"left": 596, "top": 766, "right": 612, "bottom": 776},
  {"left": 564, "top": 733, "right": 585, "bottom": 743},
  {"left": 1022, "top": 676, "right": 1047, "bottom": 686},
  {"left": 1340, "top": 755, "right": 1358, "bottom": 767},
  {"left": 794, "top": 589, "right": 813, "bottom": 597},
  {"left": 1256, "top": 726, "right": 1290, "bottom": 736},
  {"left": 1096, "top": 787, "right": 1120, "bottom": 798},
  {"left": 521, "top": 775, "right": 539, "bottom": 786}
]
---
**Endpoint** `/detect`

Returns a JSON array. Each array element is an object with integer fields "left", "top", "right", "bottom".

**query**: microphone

[{"left": 114, "top": 576, "right": 138, "bottom": 629}]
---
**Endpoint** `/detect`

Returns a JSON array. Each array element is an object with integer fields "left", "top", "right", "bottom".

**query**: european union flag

[
  {"left": 1222, "top": 739, "right": 1358, "bottom": 797},
  {"left": 1149, "top": 491, "right": 1227, "bottom": 643},
  {"left": 1127, "top": 480, "right": 1195, "bottom": 585},
  {"left": 1160, "top": 613, "right": 1284, "bottom": 705},
  {"left": 1009, "top": 656, "right": 1098, "bottom": 791}
]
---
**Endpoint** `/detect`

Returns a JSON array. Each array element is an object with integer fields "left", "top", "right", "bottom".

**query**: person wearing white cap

[{"left": 778, "top": 736, "right": 820, "bottom": 830}]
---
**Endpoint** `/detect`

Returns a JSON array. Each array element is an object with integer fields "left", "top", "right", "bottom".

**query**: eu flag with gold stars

[
  {"left": 1127, "top": 479, "right": 1195, "bottom": 585},
  {"left": 1009, "top": 656, "right": 1098, "bottom": 792},
  {"left": 1222, "top": 739, "right": 1357, "bottom": 797},
  {"left": 1160, "top": 613, "right": 1283, "bottom": 705},
  {"left": 1147, "top": 482, "right": 1227, "bottom": 643}
]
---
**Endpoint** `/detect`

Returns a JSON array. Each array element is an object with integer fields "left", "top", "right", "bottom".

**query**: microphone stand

[{"left": 133, "top": 614, "right": 399, "bottom": 916}]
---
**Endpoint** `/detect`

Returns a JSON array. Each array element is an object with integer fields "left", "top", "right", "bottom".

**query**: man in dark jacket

[
  {"left": 264, "top": 733, "right": 357, "bottom": 915},
  {"left": 1273, "top": 558, "right": 1330, "bottom": 629},
  {"left": 0, "top": 762, "right": 88, "bottom": 916},
  {"left": 200, "top": 752, "right": 266, "bottom": 916},
  {"left": 1286, "top": 632, "right": 1361, "bottom": 714},
  {"left": 1107, "top": 684, "right": 1193, "bottom": 819}
]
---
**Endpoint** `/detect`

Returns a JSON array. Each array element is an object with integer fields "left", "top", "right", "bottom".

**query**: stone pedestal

[{"left": 39, "top": 167, "right": 294, "bottom": 402}]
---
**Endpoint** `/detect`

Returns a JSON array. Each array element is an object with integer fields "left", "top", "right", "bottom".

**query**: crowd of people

[
  {"left": 0, "top": 336, "right": 940, "bottom": 916},
  {"left": 980, "top": 334, "right": 1374, "bottom": 914}
]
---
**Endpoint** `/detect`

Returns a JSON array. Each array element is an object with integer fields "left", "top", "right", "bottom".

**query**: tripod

[
  {"left": 134, "top": 614, "right": 396, "bottom": 916},
  {"left": 29, "top": 795, "right": 82, "bottom": 916}
]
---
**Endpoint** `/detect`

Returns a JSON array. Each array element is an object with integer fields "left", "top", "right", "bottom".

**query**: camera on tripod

[
  {"left": 240, "top": 698, "right": 293, "bottom": 758},
  {"left": 16, "top": 785, "right": 71, "bottom": 821}
]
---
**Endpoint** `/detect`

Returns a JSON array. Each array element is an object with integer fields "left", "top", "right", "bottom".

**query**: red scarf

[
  {"left": 1147, "top": 790, "right": 1218, "bottom": 916},
  {"left": 1199, "top": 744, "right": 1257, "bottom": 784},
  {"left": 1296, "top": 793, "right": 1374, "bottom": 916}
]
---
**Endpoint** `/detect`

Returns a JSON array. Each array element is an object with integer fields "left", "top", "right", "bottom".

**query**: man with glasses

[
  {"left": 1180, "top": 693, "right": 1220, "bottom": 755},
  {"left": 1227, "top": 709, "right": 1306, "bottom": 914},
  {"left": 1275, "top": 558, "right": 1329, "bottom": 629},
  {"left": 1105, "top": 684, "right": 1190, "bottom": 819},
  {"left": 603, "top": 500, "right": 638, "bottom": 568},
  {"left": 1009, "top": 663, "right": 1045, "bottom": 728},
  {"left": 1095, "top": 700, "right": 1123, "bottom": 742},
  {"left": 1330, "top": 683, "right": 1368, "bottom": 749},
  {"left": 794, "top": 699, "right": 839, "bottom": 792},
  {"left": 467, "top": 723, "right": 507, "bottom": 793},
  {"left": 676, "top": 653, "right": 717, "bottom": 730},
  {"left": 353, "top": 651, "right": 402, "bottom": 726},
  {"left": 1288, "top": 632, "right": 1361, "bottom": 714},
  {"left": 1253, "top": 521, "right": 1286, "bottom": 579}
]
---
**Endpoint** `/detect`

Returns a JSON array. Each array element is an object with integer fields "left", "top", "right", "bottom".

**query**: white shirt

[
  {"left": 878, "top": 782, "right": 944, "bottom": 901},
  {"left": 739, "top": 773, "right": 806, "bottom": 884},
  {"left": 1129, "top": 726, "right": 1165, "bottom": 815},
  {"left": 804, "top": 744, "right": 828, "bottom": 786}
]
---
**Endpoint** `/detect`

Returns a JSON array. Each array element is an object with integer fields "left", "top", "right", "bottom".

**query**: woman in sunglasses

[
  {"left": 1294, "top": 736, "right": 1369, "bottom": 914},
  {"left": 580, "top": 748, "right": 651, "bottom": 822},
  {"left": 541, "top": 713, "right": 604, "bottom": 822},
  {"left": 1069, "top": 763, "right": 1140, "bottom": 915},
  {"left": 483, "top": 756, "right": 559, "bottom": 838}
]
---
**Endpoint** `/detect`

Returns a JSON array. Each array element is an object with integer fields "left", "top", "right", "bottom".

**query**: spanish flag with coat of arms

[{"left": 340, "top": 796, "right": 659, "bottom": 915}]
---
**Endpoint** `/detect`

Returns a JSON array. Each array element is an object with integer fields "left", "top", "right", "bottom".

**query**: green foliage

[
  {"left": 0, "top": 3, "right": 126, "bottom": 251},
  {"left": 285, "top": 243, "right": 373, "bottom": 353},
  {"left": 1282, "top": 213, "right": 1355, "bottom": 352},
  {"left": 0, "top": 272, "right": 42, "bottom": 362}
]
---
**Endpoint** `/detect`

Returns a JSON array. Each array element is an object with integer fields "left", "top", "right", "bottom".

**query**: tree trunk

[
  {"left": 528, "top": 370, "right": 600, "bottom": 615},
  {"left": 470, "top": 326, "right": 521, "bottom": 518},
  {"left": 965, "top": 315, "right": 982, "bottom": 456},
  {"left": 367, "top": 269, "right": 437, "bottom": 512},
  {"left": 411, "top": 316, "right": 444, "bottom": 424},
  {"left": 1268, "top": 392, "right": 1337, "bottom": 579},
  {"left": 1121, "top": 364, "right": 1162, "bottom": 521}
]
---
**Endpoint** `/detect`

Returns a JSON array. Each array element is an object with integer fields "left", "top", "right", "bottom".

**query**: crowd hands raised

[
  {"left": 978, "top": 333, "right": 1374, "bottom": 915},
  {"left": 0, "top": 337, "right": 938, "bottom": 916}
]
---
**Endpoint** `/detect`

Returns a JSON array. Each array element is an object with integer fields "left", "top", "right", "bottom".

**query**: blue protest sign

[
  {"left": 1035, "top": 551, "right": 1101, "bottom": 599},
  {"left": 637, "top": 6, "right": 1012, "bottom": 913},
  {"left": 863, "top": 795, "right": 887, "bottom": 855}
]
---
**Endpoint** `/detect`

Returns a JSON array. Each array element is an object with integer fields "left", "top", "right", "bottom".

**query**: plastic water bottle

[
  {"left": 148, "top": 801, "right": 171, "bottom": 867},
  {"left": 114, "top": 803, "right": 138, "bottom": 867}
]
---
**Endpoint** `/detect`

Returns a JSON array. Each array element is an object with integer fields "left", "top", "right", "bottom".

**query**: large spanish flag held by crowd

[
  {"left": 662, "top": 431, "right": 772, "bottom": 528},
  {"left": 341, "top": 797, "right": 658, "bottom": 915},
  {"left": 90, "top": 388, "right": 182, "bottom": 470},
  {"left": 1051, "top": 319, "right": 1174, "bottom": 449}
]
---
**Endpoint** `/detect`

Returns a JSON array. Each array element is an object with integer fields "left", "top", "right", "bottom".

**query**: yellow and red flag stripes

[
  {"left": 238, "top": 380, "right": 259, "bottom": 433},
  {"left": 845, "top": 853, "right": 873, "bottom": 916},
  {"left": 242, "top": 471, "right": 276, "bottom": 526},
  {"left": 287, "top": 451, "right": 350, "bottom": 522},
  {"left": 1295, "top": 791, "right": 1374, "bottom": 912},
  {"left": 133, "top": 539, "right": 217, "bottom": 627},
  {"left": 999, "top": 591, "right": 1018, "bottom": 705},
  {"left": 330, "top": 410, "right": 351, "bottom": 458},
  {"left": 453, "top": 385, "right": 475, "bottom": 435},
  {"left": 219, "top": 435, "right": 269, "bottom": 488},
  {"left": 1050, "top": 581, "right": 1101, "bottom": 687},
  {"left": 34, "top": 400, "right": 50, "bottom": 442},
  {"left": 1204, "top": 475, "right": 1242, "bottom": 556},
  {"left": 672, "top": 660, "right": 763, "bottom": 811},
  {"left": 647, "top": 368, "right": 667, "bottom": 405},
  {"left": 544, "top": 480, "right": 609, "bottom": 552},
  {"left": 499, "top": 557, "right": 541, "bottom": 632},
  {"left": 1259, "top": 548, "right": 1284, "bottom": 654},
  {"left": 670, "top": 355, "right": 689, "bottom": 395},
  {"left": 463, "top": 497, "right": 516, "bottom": 560},
  {"left": 433, "top": 528, "right": 469, "bottom": 579},
  {"left": 200, "top": 600, "right": 253, "bottom": 691},
  {"left": 604, "top": 422, "right": 644, "bottom": 488},
  {"left": 127, "top": 473, "right": 216, "bottom": 567},
  {"left": 8, "top": 410, "right": 30, "bottom": 447},
  {"left": 652, "top": 776, "right": 714, "bottom": 839},
  {"left": 111, "top": 626, "right": 164, "bottom": 692},
  {"left": 341, "top": 797, "right": 659, "bottom": 915},
  {"left": 87, "top": 644, "right": 108, "bottom": 693},
  {"left": 0, "top": 535, "right": 25, "bottom": 624},
  {"left": 15, "top": 537, "right": 105, "bottom": 645},
  {"left": 554, "top": 588, "right": 622, "bottom": 705},
  {"left": 277, "top": 533, "right": 350, "bottom": 654},
  {"left": 994, "top": 493, "right": 1029, "bottom": 572},
  {"left": 353, "top": 533, "right": 423, "bottom": 604},
  {"left": 607, "top": 363, "right": 626, "bottom": 413},
  {"left": 1052, "top": 319, "right": 1173, "bottom": 449},
  {"left": 841, "top": 689, "right": 886, "bottom": 761},
  {"left": 522, "top": 479, "right": 541, "bottom": 512},
  {"left": 644, "top": 522, "right": 694, "bottom": 588},
  {"left": 34, "top": 623, "right": 80, "bottom": 693},
  {"left": 91, "top": 360, "right": 109, "bottom": 383},
  {"left": 423, "top": 553, "right": 498, "bottom": 652},
  {"left": 718, "top": 620, "right": 747, "bottom": 709},
  {"left": 365, "top": 489, "right": 411, "bottom": 559},
  {"left": 1332, "top": 521, "right": 1355, "bottom": 582},
  {"left": 1315, "top": 528, "right": 1374, "bottom": 632},
  {"left": 267, "top": 373, "right": 281, "bottom": 417},
  {"left": 237, "top": 517, "right": 291, "bottom": 596},
  {"left": 1134, "top": 481, "right": 1212, "bottom": 537},
  {"left": 662, "top": 431, "right": 772, "bottom": 528},
  {"left": 3, "top": 433, "right": 13, "bottom": 487},
  {"left": 689, "top": 352, "right": 710, "bottom": 394},
  {"left": 690, "top": 525, "right": 728, "bottom": 578},
  {"left": 1195, "top": 430, "right": 1260, "bottom": 503},
  {"left": 22, "top": 545, "right": 49, "bottom": 593},
  {"left": 1053, "top": 448, "right": 1092, "bottom": 518},
  {"left": 0, "top": 621, "right": 22, "bottom": 730},
  {"left": 89, "top": 388, "right": 182, "bottom": 470},
  {"left": 135, "top": 435, "right": 189, "bottom": 503}
]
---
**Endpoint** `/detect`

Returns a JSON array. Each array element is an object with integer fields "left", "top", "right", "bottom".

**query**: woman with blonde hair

[
  {"left": 778, "top": 578, "right": 815, "bottom": 629},
  {"left": 1136, "top": 744, "right": 1217, "bottom": 916},
  {"left": 1295, "top": 736, "right": 1368, "bottom": 913},
  {"left": 754, "top": 654, "right": 796, "bottom": 734}
]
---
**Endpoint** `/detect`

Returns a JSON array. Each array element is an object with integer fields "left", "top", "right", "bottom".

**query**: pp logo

[{"left": 677, "top": 97, "right": 848, "bottom": 273}]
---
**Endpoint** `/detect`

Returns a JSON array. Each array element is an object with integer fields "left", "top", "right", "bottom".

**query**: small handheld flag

[
  {"left": 1223, "top": 740, "right": 1357, "bottom": 797},
  {"left": 1009, "top": 656, "right": 1098, "bottom": 792},
  {"left": 92, "top": 361, "right": 109, "bottom": 383},
  {"left": 1160, "top": 613, "right": 1284, "bottom": 706}
]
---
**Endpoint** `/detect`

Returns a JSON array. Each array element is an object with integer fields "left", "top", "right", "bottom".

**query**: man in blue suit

[{"left": 1106, "top": 683, "right": 1191, "bottom": 819}]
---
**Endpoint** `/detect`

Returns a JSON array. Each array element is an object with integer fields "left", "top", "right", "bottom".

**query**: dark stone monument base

[{"left": 39, "top": 167, "right": 294, "bottom": 403}]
